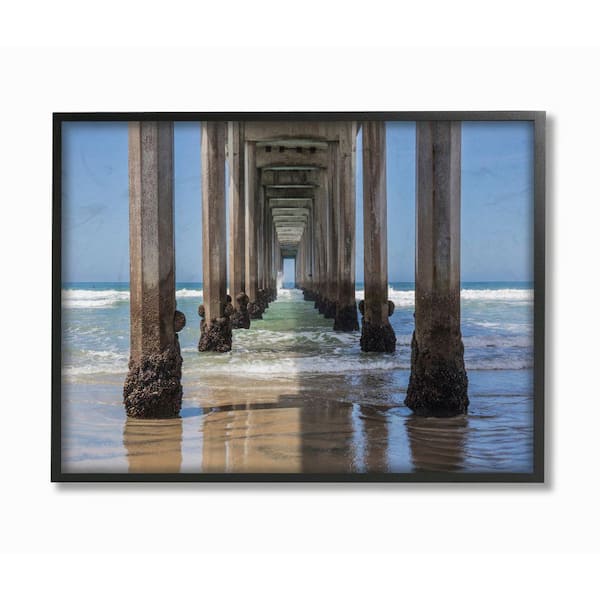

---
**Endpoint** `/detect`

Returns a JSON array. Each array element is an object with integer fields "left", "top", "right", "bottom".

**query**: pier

[{"left": 123, "top": 120, "right": 468, "bottom": 419}]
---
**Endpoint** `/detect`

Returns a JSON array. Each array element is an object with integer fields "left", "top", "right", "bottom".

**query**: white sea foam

[
  {"left": 355, "top": 287, "right": 414, "bottom": 306},
  {"left": 356, "top": 287, "right": 532, "bottom": 305},
  {"left": 63, "top": 345, "right": 532, "bottom": 380},
  {"left": 64, "top": 363, "right": 127, "bottom": 377},
  {"left": 63, "top": 349, "right": 129, "bottom": 377},
  {"left": 190, "top": 355, "right": 408, "bottom": 376},
  {"left": 62, "top": 288, "right": 203, "bottom": 308},
  {"left": 460, "top": 288, "right": 533, "bottom": 302},
  {"left": 62, "top": 289, "right": 130, "bottom": 308},
  {"left": 176, "top": 288, "right": 203, "bottom": 298},
  {"left": 275, "top": 288, "right": 304, "bottom": 300},
  {"left": 62, "top": 285, "right": 531, "bottom": 309}
]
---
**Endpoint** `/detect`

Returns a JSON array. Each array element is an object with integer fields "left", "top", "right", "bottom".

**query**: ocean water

[{"left": 61, "top": 282, "right": 534, "bottom": 474}]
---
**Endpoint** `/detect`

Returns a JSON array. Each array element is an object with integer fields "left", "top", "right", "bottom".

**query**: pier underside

[{"left": 125, "top": 120, "right": 468, "bottom": 419}]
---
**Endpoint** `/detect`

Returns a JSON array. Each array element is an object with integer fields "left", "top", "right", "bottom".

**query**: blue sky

[{"left": 62, "top": 120, "right": 533, "bottom": 283}]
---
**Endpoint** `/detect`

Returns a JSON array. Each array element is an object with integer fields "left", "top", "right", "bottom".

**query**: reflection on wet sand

[
  {"left": 92, "top": 368, "right": 533, "bottom": 474},
  {"left": 299, "top": 374, "right": 356, "bottom": 473},
  {"left": 118, "top": 363, "right": 521, "bottom": 475},
  {"left": 124, "top": 417, "right": 183, "bottom": 473},
  {"left": 202, "top": 405, "right": 303, "bottom": 473},
  {"left": 120, "top": 369, "right": 409, "bottom": 474},
  {"left": 405, "top": 415, "right": 468, "bottom": 472},
  {"left": 359, "top": 405, "right": 390, "bottom": 473},
  {"left": 200, "top": 373, "right": 359, "bottom": 473},
  {"left": 196, "top": 370, "right": 413, "bottom": 475}
]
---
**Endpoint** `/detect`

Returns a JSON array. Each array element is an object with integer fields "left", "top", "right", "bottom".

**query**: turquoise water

[{"left": 61, "top": 282, "right": 534, "bottom": 474}]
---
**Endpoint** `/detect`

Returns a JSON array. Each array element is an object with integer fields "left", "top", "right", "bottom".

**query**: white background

[{"left": 1, "top": 1, "right": 599, "bottom": 598}]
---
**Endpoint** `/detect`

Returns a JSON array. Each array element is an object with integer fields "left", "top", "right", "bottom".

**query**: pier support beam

[
  {"left": 198, "top": 121, "right": 232, "bottom": 352},
  {"left": 301, "top": 203, "right": 316, "bottom": 300},
  {"left": 406, "top": 121, "right": 468, "bottom": 416},
  {"left": 334, "top": 123, "right": 359, "bottom": 332},
  {"left": 124, "top": 121, "right": 185, "bottom": 418},
  {"left": 324, "top": 142, "right": 339, "bottom": 319},
  {"left": 360, "top": 121, "right": 396, "bottom": 352},
  {"left": 245, "top": 142, "right": 263, "bottom": 320},
  {"left": 228, "top": 122, "right": 250, "bottom": 329},
  {"left": 256, "top": 182, "right": 266, "bottom": 310},
  {"left": 314, "top": 169, "right": 329, "bottom": 314}
]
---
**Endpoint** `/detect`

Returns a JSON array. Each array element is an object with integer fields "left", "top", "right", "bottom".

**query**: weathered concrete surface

[
  {"left": 173, "top": 310, "right": 186, "bottom": 332},
  {"left": 314, "top": 167, "right": 329, "bottom": 315},
  {"left": 359, "top": 301, "right": 396, "bottom": 352},
  {"left": 244, "top": 121, "right": 356, "bottom": 143},
  {"left": 124, "top": 121, "right": 184, "bottom": 418},
  {"left": 198, "top": 317, "right": 233, "bottom": 352},
  {"left": 261, "top": 169, "right": 319, "bottom": 187},
  {"left": 324, "top": 142, "right": 339, "bottom": 319},
  {"left": 198, "top": 299, "right": 234, "bottom": 352},
  {"left": 227, "top": 122, "right": 246, "bottom": 303},
  {"left": 334, "top": 303, "right": 359, "bottom": 332},
  {"left": 302, "top": 285, "right": 317, "bottom": 302},
  {"left": 405, "top": 121, "right": 468, "bottom": 416},
  {"left": 244, "top": 141, "right": 261, "bottom": 319},
  {"left": 257, "top": 183, "right": 265, "bottom": 297},
  {"left": 360, "top": 121, "right": 395, "bottom": 353},
  {"left": 231, "top": 292, "right": 250, "bottom": 329},
  {"left": 334, "top": 123, "right": 359, "bottom": 332},
  {"left": 406, "top": 297, "right": 468, "bottom": 417},
  {"left": 199, "top": 121, "right": 231, "bottom": 352},
  {"left": 124, "top": 337, "right": 183, "bottom": 419},
  {"left": 248, "top": 301, "right": 263, "bottom": 320}
]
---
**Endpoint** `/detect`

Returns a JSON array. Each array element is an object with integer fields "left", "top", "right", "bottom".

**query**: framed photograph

[{"left": 52, "top": 111, "right": 545, "bottom": 482}]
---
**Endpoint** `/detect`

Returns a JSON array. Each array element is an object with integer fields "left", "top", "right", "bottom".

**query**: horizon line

[{"left": 63, "top": 279, "right": 534, "bottom": 285}]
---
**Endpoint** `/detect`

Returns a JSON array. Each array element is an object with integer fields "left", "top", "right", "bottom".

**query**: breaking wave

[
  {"left": 356, "top": 287, "right": 532, "bottom": 305},
  {"left": 62, "top": 288, "right": 203, "bottom": 308},
  {"left": 63, "top": 340, "right": 532, "bottom": 380},
  {"left": 61, "top": 283, "right": 533, "bottom": 382},
  {"left": 62, "top": 285, "right": 531, "bottom": 309}
]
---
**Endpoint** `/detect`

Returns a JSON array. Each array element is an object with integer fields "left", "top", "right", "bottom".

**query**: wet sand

[{"left": 62, "top": 368, "right": 533, "bottom": 474}]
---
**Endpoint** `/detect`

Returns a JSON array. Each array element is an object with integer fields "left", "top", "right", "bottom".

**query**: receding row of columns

[
  {"left": 296, "top": 124, "right": 361, "bottom": 333},
  {"left": 123, "top": 120, "right": 468, "bottom": 419}
]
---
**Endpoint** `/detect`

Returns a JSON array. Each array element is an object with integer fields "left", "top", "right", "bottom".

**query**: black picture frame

[{"left": 52, "top": 111, "right": 545, "bottom": 483}]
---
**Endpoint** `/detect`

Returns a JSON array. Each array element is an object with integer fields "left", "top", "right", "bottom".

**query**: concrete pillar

[
  {"left": 294, "top": 236, "right": 308, "bottom": 290},
  {"left": 294, "top": 233, "right": 308, "bottom": 289},
  {"left": 261, "top": 192, "right": 275, "bottom": 304},
  {"left": 406, "top": 121, "right": 468, "bottom": 416},
  {"left": 301, "top": 203, "right": 316, "bottom": 301},
  {"left": 124, "top": 121, "right": 185, "bottom": 418},
  {"left": 198, "top": 121, "right": 233, "bottom": 352},
  {"left": 257, "top": 183, "right": 265, "bottom": 301},
  {"left": 324, "top": 142, "right": 339, "bottom": 319},
  {"left": 267, "top": 210, "right": 276, "bottom": 299},
  {"left": 256, "top": 184, "right": 268, "bottom": 313},
  {"left": 306, "top": 200, "right": 317, "bottom": 299},
  {"left": 274, "top": 237, "right": 282, "bottom": 288},
  {"left": 334, "top": 123, "right": 359, "bottom": 331},
  {"left": 244, "top": 142, "right": 263, "bottom": 319},
  {"left": 359, "top": 121, "right": 396, "bottom": 352},
  {"left": 227, "top": 122, "right": 250, "bottom": 329},
  {"left": 315, "top": 169, "right": 329, "bottom": 314},
  {"left": 300, "top": 245, "right": 304, "bottom": 289},
  {"left": 296, "top": 241, "right": 303, "bottom": 289}
]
